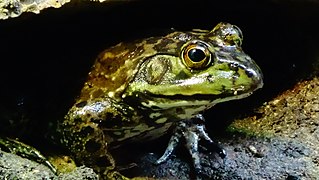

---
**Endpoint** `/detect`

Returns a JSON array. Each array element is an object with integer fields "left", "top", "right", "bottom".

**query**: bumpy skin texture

[{"left": 57, "top": 22, "right": 263, "bottom": 178}]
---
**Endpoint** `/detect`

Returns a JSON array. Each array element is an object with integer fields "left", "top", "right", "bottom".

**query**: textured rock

[
  {"left": 0, "top": 0, "right": 131, "bottom": 20},
  {"left": 0, "top": 0, "right": 70, "bottom": 20},
  {"left": 0, "top": 149, "right": 56, "bottom": 179},
  {"left": 0, "top": 149, "right": 99, "bottom": 179}
]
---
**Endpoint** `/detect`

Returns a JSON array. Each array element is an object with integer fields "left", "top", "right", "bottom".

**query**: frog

[
  {"left": 0, "top": 22, "right": 263, "bottom": 179},
  {"left": 53, "top": 22, "right": 263, "bottom": 179}
]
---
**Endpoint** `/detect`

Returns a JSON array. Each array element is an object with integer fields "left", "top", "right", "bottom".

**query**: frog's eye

[{"left": 182, "top": 42, "right": 211, "bottom": 69}]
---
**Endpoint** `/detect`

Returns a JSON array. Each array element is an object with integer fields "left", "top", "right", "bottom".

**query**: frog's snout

[{"left": 245, "top": 66, "right": 264, "bottom": 90}]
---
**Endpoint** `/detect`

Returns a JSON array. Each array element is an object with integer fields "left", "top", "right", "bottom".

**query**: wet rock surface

[{"left": 0, "top": 149, "right": 99, "bottom": 179}]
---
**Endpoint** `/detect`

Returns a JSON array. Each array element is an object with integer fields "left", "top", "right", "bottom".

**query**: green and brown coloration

[{"left": 57, "top": 22, "right": 263, "bottom": 179}]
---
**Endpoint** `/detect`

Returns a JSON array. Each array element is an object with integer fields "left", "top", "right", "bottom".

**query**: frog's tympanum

[{"left": 56, "top": 22, "right": 263, "bottom": 179}]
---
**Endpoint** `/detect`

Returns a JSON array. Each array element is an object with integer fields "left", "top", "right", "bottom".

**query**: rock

[{"left": 0, "top": 149, "right": 98, "bottom": 179}]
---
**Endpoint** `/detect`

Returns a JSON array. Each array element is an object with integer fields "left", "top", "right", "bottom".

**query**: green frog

[
  {"left": 0, "top": 22, "right": 263, "bottom": 179},
  {"left": 56, "top": 22, "right": 263, "bottom": 179}
]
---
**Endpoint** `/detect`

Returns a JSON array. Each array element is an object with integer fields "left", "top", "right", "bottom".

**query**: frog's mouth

[
  {"left": 150, "top": 90, "right": 252, "bottom": 101},
  {"left": 125, "top": 88, "right": 256, "bottom": 110}
]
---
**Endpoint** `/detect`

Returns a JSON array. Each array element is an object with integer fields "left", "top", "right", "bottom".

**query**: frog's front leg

[
  {"left": 155, "top": 114, "right": 226, "bottom": 173},
  {"left": 58, "top": 99, "right": 132, "bottom": 180}
]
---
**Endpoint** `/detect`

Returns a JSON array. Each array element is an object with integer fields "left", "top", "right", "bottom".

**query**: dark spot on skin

[
  {"left": 105, "top": 112, "right": 114, "bottom": 119},
  {"left": 221, "top": 85, "right": 226, "bottom": 92},
  {"left": 146, "top": 117, "right": 166, "bottom": 128},
  {"left": 176, "top": 70, "right": 191, "bottom": 80},
  {"left": 97, "top": 57, "right": 120, "bottom": 74},
  {"left": 74, "top": 118, "right": 82, "bottom": 123},
  {"left": 151, "top": 105, "right": 161, "bottom": 110},
  {"left": 153, "top": 38, "right": 175, "bottom": 51},
  {"left": 67, "top": 158, "right": 72, "bottom": 163},
  {"left": 93, "top": 114, "right": 124, "bottom": 129},
  {"left": 228, "top": 63, "right": 239, "bottom": 72},
  {"left": 124, "top": 92, "right": 152, "bottom": 108},
  {"left": 81, "top": 126, "right": 94, "bottom": 136},
  {"left": 146, "top": 38, "right": 158, "bottom": 44},
  {"left": 92, "top": 89, "right": 104, "bottom": 98},
  {"left": 85, "top": 140, "right": 102, "bottom": 153},
  {"left": 75, "top": 101, "right": 87, "bottom": 108},
  {"left": 207, "top": 74, "right": 214, "bottom": 83},
  {"left": 232, "top": 71, "right": 240, "bottom": 83},
  {"left": 86, "top": 113, "right": 92, "bottom": 118},
  {"left": 133, "top": 45, "right": 146, "bottom": 58},
  {"left": 96, "top": 156, "right": 112, "bottom": 167},
  {"left": 91, "top": 118, "right": 102, "bottom": 124},
  {"left": 176, "top": 107, "right": 185, "bottom": 114}
]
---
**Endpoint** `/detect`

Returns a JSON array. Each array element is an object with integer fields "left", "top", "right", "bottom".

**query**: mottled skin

[{"left": 57, "top": 22, "right": 263, "bottom": 179}]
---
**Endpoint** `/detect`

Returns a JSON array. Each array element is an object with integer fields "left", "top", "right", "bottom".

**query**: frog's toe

[
  {"left": 183, "top": 127, "right": 202, "bottom": 172},
  {"left": 156, "top": 114, "right": 226, "bottom": 173},
  {"left": 155, "top": 128, "right": 182, "bottom": 165},
  {"left": 189, "top": 114, "right": 226, "bottom": 158}
]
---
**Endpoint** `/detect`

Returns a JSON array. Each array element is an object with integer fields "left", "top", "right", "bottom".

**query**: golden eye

[{"left": 182, "top": 41, "right": 211, "bottom": 69}]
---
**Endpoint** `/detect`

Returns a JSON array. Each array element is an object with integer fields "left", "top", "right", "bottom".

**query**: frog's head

[{"left": 124, "top": 22, "right": 263, "bottom": 120}]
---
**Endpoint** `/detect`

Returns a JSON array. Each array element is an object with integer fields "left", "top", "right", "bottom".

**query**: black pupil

[{"left": 188, "top": 48, "right": 206, "bottom": 62}]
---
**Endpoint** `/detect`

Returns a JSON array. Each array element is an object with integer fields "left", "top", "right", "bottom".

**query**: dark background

[{"left": 0, "top": 0, "right": 318, "bottom": 175}]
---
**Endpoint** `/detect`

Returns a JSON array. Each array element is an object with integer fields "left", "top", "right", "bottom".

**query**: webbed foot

[{"left": 155, "top": 114, "right": 226, "bottom": 173}]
